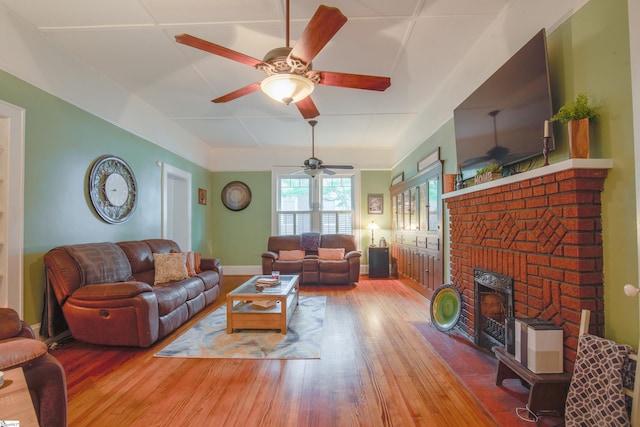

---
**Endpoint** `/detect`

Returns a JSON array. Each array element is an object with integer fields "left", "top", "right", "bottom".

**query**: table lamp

[{"left": 368, "top": 221, "right": 380, "bottom": 247}]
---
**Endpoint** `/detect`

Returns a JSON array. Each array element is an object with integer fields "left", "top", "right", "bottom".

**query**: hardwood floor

[{"left": 51, "top": 277, "right": 550, "bottom": 426}]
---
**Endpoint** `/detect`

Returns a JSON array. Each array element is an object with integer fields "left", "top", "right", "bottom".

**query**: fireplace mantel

[{"left": 443, "top": 159, "right": 613, "bottom": 199}]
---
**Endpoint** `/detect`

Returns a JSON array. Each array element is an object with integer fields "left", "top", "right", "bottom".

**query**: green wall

[
  {"left": 0, "top": 70, "right": 213, "bottom": 324},
  {"left": 361, "top": 170, "right": 392, "bottom": 262},
  {"left": 390, "top": 0, "right": 638, "bottom": 346},
  {"left": 211, "top": 171, "right": 272, "bottom": 266},
  {"left": 209, "top": 170, "right": 394, "bottom": 266}
]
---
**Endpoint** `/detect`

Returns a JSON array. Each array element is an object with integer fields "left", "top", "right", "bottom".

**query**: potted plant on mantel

[{"left": 550, "top": 92, "right": 599, "bottom": 158}]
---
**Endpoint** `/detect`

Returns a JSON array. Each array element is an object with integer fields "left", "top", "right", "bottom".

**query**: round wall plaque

[{"left": 221, "top": 181, "right": 251, "bottom": 211}]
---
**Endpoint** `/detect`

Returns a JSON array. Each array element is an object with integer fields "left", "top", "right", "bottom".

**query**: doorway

[
  {"left": 161, "top": 163, "right": 192, "bottom": 251},
  {"left": 0, "top": 100, "right": 25, "bottom": 315}
]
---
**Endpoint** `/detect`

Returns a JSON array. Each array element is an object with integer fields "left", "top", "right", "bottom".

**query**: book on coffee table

[
  {"left": 256, "top": 278, "right": 280, "bottom": 286},
  {"left": 252, "top": 300, "right": 277, "bottom": 309}
]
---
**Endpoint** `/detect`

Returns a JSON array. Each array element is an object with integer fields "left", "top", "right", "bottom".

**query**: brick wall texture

[{"left": 445, "top": 168, "right": 608, "bottom": 370}]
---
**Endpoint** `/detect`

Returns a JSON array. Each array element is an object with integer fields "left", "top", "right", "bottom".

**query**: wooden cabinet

[{"left": 390, "top": 160, "right": 443, "bottom": 300}]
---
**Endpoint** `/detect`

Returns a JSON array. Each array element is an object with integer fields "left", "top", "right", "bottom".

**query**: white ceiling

[{"left": 0, "top": 0, "right": 586, "bottom": 171}]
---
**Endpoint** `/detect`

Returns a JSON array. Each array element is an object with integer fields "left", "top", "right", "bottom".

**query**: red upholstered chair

[{"left": 0, "top": 307, "right": 67, "bottom": 427}]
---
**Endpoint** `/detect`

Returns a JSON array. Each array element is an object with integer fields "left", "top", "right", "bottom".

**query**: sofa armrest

[
  {"left": 0, "top": 337, "right": 48, "bottom": 370},
  {"left": 262, "top": 251, "right": 278, "bottom": 260},
  {"left": 261, "top": 251, "right": 278, "bottom": 274},
  {"left": 200, "top": 257, "right": 222, "bottom": 273},
  {"left": 70, "top": 281, "right": 153, "bottom": 301},
  {"left": 345, "top": 251, "right": 361, "bottom": 259}
]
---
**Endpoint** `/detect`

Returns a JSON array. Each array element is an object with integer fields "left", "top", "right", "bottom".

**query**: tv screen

[{"left": 453, "top": 29, "right": 554, "bottom": 180}]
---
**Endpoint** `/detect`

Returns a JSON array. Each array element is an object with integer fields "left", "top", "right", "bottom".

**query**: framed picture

[
  {"left": 391, "top": 173, "right": 404, "bottom": 186},
  {"left": 368, "top": 194, "right": 383, "bottom": 214},
  {"left": 198, "top": 188, "right": 207, "bottom": 205}
]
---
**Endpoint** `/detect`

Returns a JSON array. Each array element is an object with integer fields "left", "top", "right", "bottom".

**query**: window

[{"left": 276, "top": 172, "right": 355, "bottom": 235}]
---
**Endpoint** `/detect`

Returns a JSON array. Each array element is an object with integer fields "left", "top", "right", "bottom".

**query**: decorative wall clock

[
  {"left": 221, "top": 181, "right": 251, "bottom": 211},
  {"left": 88, "top": 155, "right": 137, "bottom": 223}
]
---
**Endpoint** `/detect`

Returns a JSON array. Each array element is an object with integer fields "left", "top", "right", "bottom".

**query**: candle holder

[{"left": 542, "top": 136, "right": 550, "bottom": 166}]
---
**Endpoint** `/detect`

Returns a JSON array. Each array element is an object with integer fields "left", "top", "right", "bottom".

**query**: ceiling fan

[
  {"left": 174, "top": 1, "right": 391, "bottom": 119},
  {"left": 298, "top": 120, "right": 353, "bottom": 176}
]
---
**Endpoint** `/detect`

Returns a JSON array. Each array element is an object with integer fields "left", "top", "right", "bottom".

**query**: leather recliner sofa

[
  {"left": 0, "top": 307, "right": 67, "bottom": 427},
  {"left": 43, "top": 239, "right": 222, "bottom": 347},
  {"left": 261, "top": 234, "right": 361, "bottom": 284}
]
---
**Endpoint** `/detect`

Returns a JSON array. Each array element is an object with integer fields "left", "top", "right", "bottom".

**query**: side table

[
  {"left": 493, "top": 346, "right": 571, "bottom": 417},
  {"left": 368, "top": 247, "right": 389, "bottom": 278},
  {"left": 0, "top": 367, "right": 39, "bottom": 426}
]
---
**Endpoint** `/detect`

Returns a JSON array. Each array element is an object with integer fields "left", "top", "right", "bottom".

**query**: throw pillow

[
  {"left": 193, "top": 252, "right": 202, "bottom": 273},
  {"left": 279, "top": 249, "right": 306, "bottom": 261},
  {"left": 153, "top": 252, "right": 189, "bottom": 285},
  {"left": 318, "top": 248, "right": 345, "bottom": 260},
  {"left": 169, "top": 249, "right": 199, "bottom": 277},
  {"left": 185, "top": 252, "right": 197, "bottom": 277}
]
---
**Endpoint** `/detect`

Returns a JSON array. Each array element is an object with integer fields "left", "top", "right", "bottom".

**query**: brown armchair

[{"left": 0, "top": 308, "right": 67, "bottom": 427}]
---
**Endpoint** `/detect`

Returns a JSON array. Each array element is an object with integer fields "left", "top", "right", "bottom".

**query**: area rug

[{"left": 155, "top": 296, "right": 326, "bottom": 359}]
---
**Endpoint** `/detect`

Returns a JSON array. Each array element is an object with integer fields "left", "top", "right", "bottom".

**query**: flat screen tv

[{"left": 453, "top": 29, "right": 554, "bottom": 180}]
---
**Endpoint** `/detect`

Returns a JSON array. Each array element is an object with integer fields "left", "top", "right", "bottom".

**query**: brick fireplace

[{"left": 443, "top": 159, "right": 612, "bottom": 371}]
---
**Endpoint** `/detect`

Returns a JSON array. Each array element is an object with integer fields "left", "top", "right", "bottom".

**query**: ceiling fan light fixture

[
  {"left": 303, "top": 168, "right": 323, "bottom": 177},
  {"left": 260, "top": 74, "right": 315, "bottom": 105}
]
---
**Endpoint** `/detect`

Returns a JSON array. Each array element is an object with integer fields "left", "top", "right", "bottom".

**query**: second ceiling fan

[
  {"left": 298, "top": 120, "right": 353, "bottom": 176},
  {"left": 175, "top": 1, "right": 391, "bottom": 119}
]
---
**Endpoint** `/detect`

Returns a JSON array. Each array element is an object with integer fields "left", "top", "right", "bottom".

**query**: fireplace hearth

[{"left": 474, "top": 269, "right": 513, "bottom": 351}]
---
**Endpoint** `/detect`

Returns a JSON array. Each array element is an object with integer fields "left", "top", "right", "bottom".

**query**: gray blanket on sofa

[{"left": 63, "top": 242, "right": 132, "bottom": 285}]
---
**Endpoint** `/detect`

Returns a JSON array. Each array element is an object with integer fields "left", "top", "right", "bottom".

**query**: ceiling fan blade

[
  {"left": 321, "top": 168, "right": 336, "bottom": 176},
  {"left": 313, "top": 71, "right": 391, "bottom": 91},
  {"left": 175, "top": 34, "right": 263, "bottom": 67},
  {"left": 212, "top": 82, "right": 262, "bottom": 103},
  {"left": 295, "top": 97, "right": 320, "bottom": 119},
  {"left": 323, "top": 165, "right": 354, "bottom": 169},
  {"left": 289, "top": 5, "right": 347, "bottom": 64}
]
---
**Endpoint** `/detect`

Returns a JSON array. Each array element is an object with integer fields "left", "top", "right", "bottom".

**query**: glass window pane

[
  {"left": 321, "top": 176, "right": 352, "bottom": 211},
  {"left": 428, "top": 177, "right": 439, "bottom": 231},
  {"left": 279, "top": 177, "right": 311, "bottom": 211}
]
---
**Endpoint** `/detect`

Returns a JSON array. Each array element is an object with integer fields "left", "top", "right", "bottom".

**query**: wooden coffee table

[{"left": 226, "top": 275, "right": 299, "bottom": 334}]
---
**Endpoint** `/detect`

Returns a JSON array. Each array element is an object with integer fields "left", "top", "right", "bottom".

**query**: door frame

[
  {"left": 161, "top": 162, "right": 192, "bottom": 251},
  {"left": 0, "top": 100, "right": 25, "bottom": 316}
]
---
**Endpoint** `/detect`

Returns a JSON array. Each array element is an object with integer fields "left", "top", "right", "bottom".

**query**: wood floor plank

[{"left": 51, "top": 277, "right": 498, "bottom": 426}]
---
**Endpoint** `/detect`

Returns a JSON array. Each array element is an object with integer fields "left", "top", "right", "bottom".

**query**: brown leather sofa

[
  {"left": 262, "top": 234, "right": 361, "bottom": 284},
  {"left": 43, "top": 239, "right": 222, "bottom": 347},
  {"left": 0, "top": 308, "right": 67, "bottom": 427}
]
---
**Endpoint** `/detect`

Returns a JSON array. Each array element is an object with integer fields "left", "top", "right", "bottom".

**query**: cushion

[
  {"left": 318, "top": 248, "right": 345, "bottom": 260},
  {"left": 194, "top": 252, "right": 202, "bottom": 273},
  {"left": 153, "top": 252, "right": 189, "bottom": 285},
  {"left": 185, "top": 252, "right": 197, "bottom": 277},
  {"left": 279, "top": 250, "right": 306, "bottom": 261},
  {"left": 170, "top": 250, "right": 201, "bottom": 277}
]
